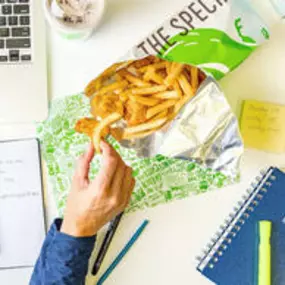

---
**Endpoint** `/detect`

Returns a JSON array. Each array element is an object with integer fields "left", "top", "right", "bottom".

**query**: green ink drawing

[
  {"left": 261, "top": 27, "right": 270, "bottom": 40},
  {"left": 235, "top": 18, "right": 256, "bottom": 44}
]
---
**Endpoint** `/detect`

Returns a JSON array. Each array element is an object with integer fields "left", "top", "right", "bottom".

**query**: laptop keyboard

[{"left": 0, "top": 0, "right": 32, "bottom": 63}]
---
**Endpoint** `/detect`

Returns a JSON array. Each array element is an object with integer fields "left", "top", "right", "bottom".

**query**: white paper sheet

[{"left": 0, "top": 139, "right": 45, "bottom": 268}]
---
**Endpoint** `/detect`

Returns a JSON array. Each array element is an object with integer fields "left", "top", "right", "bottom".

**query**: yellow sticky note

[{"left": 240, "top": 100, "right": 285, "bottom": 153}]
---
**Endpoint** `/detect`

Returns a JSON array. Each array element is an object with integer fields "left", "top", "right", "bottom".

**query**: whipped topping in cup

[
  {"left": 51, "top": 0, "right": 95, "bottom": 25},
  {"left": 45, "top": 0, "right": 105, "bottom": 40}
]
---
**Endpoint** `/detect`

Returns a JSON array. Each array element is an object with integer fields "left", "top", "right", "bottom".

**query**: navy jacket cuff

[{"left": 50, "top": 219, "right": 96, "bottom": 251}]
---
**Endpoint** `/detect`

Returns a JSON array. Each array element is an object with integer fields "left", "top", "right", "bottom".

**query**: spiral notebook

[{"left": 197, "top": 167, "right": 285, "bottom": 285}]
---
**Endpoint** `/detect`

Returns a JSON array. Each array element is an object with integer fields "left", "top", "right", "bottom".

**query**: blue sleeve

[{"left": 30, "top": 219, "right": 96, "bottom": 285}]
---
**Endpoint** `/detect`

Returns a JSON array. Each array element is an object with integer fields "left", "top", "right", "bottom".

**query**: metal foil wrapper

[{"left": 119, "top": 77, "right": 243, "bottom": 176}]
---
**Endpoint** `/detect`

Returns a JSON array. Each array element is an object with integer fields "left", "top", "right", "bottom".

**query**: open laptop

[{"left": 0, "top": 0, "right": 48, "bottom": 123}]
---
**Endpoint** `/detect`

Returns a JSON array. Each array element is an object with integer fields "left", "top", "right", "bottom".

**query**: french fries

[
  {"left": 93, "top": 113, "right": 122, "bottom": 153},
  {"left": 152, "top": 110, "right": 168, "bottom": 120},
  {"left": 165, "top": 63, "right": 184, "bottom": 86},
  {"left": 154, "top": 91, "right": 180, "bottom": 99},
  {"left": 139, "top": 61, "right": 166, "bottom": 73},
  {"left": 131, "top": 85, "right": 167, "bottom": 95},
  {"left": 85, "top": 62, "right": 128, "bottom": 97},
  {"left": 122, "top": 128, "right": 160, "bottom": 140},
  {"left": 76, "top": 56, "right": 206, "bottom": 152},
  {"left": 130, "top": 95, "right": 161, "bottom": 107},
  {"left": 173, "top": 80, "right": 183, "bottom": 98},
  {"left": 190, "top": 66, "right": 199, "bottom": 91},
  {"left": 146, "top": 100, "right": 177, "bottom": 120},
  {"left": 98, "top": 80, "right": 129, "bottom": 96},
  {"left": 178, "top": 73, "right": 194, "bottom": 98},
  {"left": 143, "top": 67, "right": 165, "bottom": 85},
  {"left": 124, "top": 117, "right": 168, "bottom": 135},
  {"left": 118, "top": 69, "right": 150, "bottom": 87}
]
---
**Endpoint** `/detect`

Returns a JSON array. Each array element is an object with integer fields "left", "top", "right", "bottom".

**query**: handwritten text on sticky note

[{"left": 240, "top": 100, "right": 285, "bottom": 153}]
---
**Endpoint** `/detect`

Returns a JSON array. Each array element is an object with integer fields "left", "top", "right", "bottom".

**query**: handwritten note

[
  {"left": 0, "top": 139, "right": 45, "bottom": 268},
  {"left": 240, "top": 100, "right": 285, "bottom": 153}
]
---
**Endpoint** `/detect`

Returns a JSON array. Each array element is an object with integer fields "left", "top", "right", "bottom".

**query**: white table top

[{"left": 1, "top": 0, "right": 285, "bottom": 284}]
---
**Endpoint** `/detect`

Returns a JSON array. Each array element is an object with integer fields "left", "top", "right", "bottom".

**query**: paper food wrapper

[
  {"left": 123, "top": 0, "right": 270, "bottom": 80},
  {"left": 86, "top": 0, "right": 271, "bottom": 175},
  {"left": 38, "top": 0, "right": 271, "bottom": 214}
]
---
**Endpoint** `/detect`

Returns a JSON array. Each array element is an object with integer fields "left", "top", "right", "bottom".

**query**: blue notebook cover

[{"left": 197, "top": 167, "right": 285, "bottom": 285}]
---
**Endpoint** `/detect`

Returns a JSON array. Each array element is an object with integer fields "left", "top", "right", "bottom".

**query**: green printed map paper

[
  {"left": 38, "top": 1, "right": 270, "bottom": 214},
  {"left": 37, "top": 94, "right": 233, "bottom": 215}
]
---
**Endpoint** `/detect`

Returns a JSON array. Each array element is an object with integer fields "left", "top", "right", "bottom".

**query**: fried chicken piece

[
  {"left": 91, "top": 95, "right": 124, "bottom": 119},
  {"left": 75, "top": 118, "right": 109, "bottom": 138},
  {"left": 110, "top": 128, "right": 124, "bottom": 141},
  {"left": 85, "top": 62, "right": 128, "bottom": 97},
  {"left": 125, "top": 100, "right": 147, "bottom": 126}
]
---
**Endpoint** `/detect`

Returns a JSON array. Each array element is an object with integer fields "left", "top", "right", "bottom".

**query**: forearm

[{"left": 30, "top": 219, "right": 96, "bottom": 285}]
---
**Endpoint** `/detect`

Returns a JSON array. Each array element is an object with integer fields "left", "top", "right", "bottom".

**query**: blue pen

[{"left": 97, "top": 220, "right": 149, "bottom": 285}]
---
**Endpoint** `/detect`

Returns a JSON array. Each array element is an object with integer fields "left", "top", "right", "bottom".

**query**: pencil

[{"left": 97, "top": 220, "right": 149, "bottom": 285}]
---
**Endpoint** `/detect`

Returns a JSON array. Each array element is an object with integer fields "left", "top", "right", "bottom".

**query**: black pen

[{"left": 92, "top": 212, "right": 124, "bottom": 276}]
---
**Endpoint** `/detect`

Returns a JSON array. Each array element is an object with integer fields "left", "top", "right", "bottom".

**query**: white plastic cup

[
  {"left": 270, "top": 0, "right": 285, "bottom": 17},
  {"left": 43, "top": 0, "right": 106, "bottom": 41}
]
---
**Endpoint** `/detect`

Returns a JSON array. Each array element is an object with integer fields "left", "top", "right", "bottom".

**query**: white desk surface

[{"left": 1, "top": 0, "right": 285, "bottom": 284}]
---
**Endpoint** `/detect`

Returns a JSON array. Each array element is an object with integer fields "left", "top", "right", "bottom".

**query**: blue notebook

[{"left": 197, "top": 167, "right": 285, "bottom": 285}]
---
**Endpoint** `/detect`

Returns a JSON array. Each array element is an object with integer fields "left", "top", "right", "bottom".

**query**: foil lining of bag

[{"left": 119, "top": 78, "right": 244, "bottom": 177}]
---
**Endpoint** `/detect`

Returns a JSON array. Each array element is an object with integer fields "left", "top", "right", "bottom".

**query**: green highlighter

[{"left": 258, "top": 221, "right": 272, "bottom": 285}]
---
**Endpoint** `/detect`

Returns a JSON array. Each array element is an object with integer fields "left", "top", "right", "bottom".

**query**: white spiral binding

[{"left": 196, "top": 168, "right": 275, "bottom": 271}]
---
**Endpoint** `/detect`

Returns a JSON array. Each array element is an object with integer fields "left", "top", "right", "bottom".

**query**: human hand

[{"left": 61, "top": 141, "right": 135, "bottom": 237}]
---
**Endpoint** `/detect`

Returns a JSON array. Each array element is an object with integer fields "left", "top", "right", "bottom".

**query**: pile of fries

[{"left": 75, "top": 56, "right": 206, "bottom": 153}]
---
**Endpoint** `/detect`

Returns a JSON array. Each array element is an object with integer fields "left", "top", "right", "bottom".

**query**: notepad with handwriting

[
  {"left": 0, "top": 139, "right": 45, "bottom": 268},
  {"left": 240, "top": 100, "right": 285, "bottom": 153}
]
